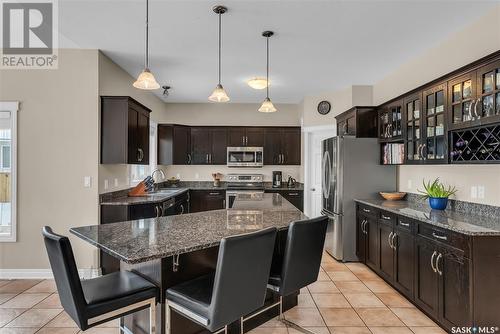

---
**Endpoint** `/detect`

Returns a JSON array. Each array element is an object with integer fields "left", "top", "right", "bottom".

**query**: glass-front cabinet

[
  {"left": 378, "top": 99, "right": 403, "bottom": 141},
  {"left": 403, "top": 93, "right": 423, "bottom": 163},
  {"left": 423, "top": 83, "right": 447, "bottom": 163},
  {"left": 476, "top": 60, "right": 500, "bottom": 125},
  {"left": 449, "top": 72, "right": 477, "bottom": 130}
]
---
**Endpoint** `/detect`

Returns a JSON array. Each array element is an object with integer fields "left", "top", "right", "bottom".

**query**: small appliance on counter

[
  {"left": 287, "top": 175, "right": 297, "bottom": 188},
  {"left": 272, "top": 171, "right": 282, "bottom": 188}
]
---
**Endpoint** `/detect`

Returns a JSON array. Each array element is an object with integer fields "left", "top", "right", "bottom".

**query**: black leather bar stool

[
  {"left": 42, "top": 226, "right": 159, "bottom": 333},
  {"left": 165, "top": 227, "right": 277, "bottom": 334},
  {"left": 241, "top": 216, "right": 328, "bottom": 334}
]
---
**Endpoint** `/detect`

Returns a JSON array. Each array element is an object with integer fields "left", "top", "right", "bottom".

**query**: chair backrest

[
  {"left": 42, "top": 226, "right": 87, "bottom": 329},
  {"left": 209, "top": 227, "right": 277, "bottom": 332},
  {"left": 279, "top": 216, "right": 328, "bottom": 296}
]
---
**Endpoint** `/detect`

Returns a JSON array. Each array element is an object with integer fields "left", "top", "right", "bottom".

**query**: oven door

[{"left": 227, "top": 147, "right": 263, "bottom": 167}]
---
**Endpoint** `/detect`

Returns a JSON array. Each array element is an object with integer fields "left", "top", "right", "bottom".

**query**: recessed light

[{"left": 247, "top": 77, "right": 269, "bottom": 90}]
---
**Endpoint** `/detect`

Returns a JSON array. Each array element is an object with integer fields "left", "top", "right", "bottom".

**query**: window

[
  {"left": 0, "top": 102, "right": 18, "bottom": 242},
  {"left": 130, "top": 121, "right": 157, "bottom": 185}
]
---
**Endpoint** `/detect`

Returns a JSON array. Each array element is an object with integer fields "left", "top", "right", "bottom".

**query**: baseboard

[{"left": 0, "top": 268, "right": 101, "bottom": 280}]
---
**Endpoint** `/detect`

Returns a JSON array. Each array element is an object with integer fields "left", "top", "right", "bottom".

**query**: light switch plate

[{"left": 84, "top": 176, "right": 92, "bottom": 188}]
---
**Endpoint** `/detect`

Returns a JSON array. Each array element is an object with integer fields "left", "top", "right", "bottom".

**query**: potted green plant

[{"left": 418, "top": 178, "right": 457, "bottom": 210}]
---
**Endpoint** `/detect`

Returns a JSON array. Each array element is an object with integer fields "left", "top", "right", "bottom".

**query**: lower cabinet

[
  {"left": 356, "top": 203, "right": 478, "bottom": 331},
  {"left": 264, "top": 189, "right": 304, "bottom": 211},
  {"left": 189, "top": 190, "right": 226, "bottom": 213}
]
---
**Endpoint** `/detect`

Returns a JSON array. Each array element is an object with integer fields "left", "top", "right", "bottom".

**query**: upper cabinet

[
  {"left": 378, "top": 100, "right": 403, "bottom": 142},
  {"left": 101, "top": 96, "right": 151, "bottom": 165},
  {"left": 264, "top": 127, "right": 301, "bottom": 165},
  {"left": 227, "top": 127, "right": 266, "bottom": 147},
  {"left": 448, "top": 71, "right": 478, "bottom": 130},
  {"left": 422, "top": 83, "right": 447, "bottom": 163},
  {"left": 157, "top": 125, "right": 191, "bottom": 165},
  {"left": 403, "top": 93, "right": 423, "bottom": 163},
  {"left": 336, "top": 107, "right": 378, "bottom": 138},
  {"left": 476, "top": 60, "right": 500, "bottom": 125},
  {"left": 190, "top": 127, "right": 227, "bottom": 165}
]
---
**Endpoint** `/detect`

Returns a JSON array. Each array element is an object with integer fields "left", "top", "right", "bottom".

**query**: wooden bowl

[{"left": 379, "top": 192, "right": 407, "bottom": 201}]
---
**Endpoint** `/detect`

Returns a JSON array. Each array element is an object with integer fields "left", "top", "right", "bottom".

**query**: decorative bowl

[{"left": 379, "top": 192, "right": 407, "bottom": 201}]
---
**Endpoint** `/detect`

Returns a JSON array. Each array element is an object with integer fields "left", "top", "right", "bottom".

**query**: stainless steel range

[{"left": 225, "top": 173, "right": 264, "bottom": 208}]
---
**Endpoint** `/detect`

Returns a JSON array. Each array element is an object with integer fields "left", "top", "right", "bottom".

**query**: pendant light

[
  {"left": 258, "top": 31, "right": 277, "bottom": 113},
  {"left": 133, "top": 0, "right": 160, "bottom": 90},
  {"left": 208, "top": 5, "right": 230, "bottom": 102}
]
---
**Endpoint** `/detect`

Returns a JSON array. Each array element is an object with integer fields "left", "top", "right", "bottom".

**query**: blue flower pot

[{"left": 429, "top": 197, "right": 448, "bottom": 210}]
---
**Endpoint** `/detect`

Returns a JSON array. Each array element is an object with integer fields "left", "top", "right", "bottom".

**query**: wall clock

[{"left": 317, "top": 101, "right": 331, "bottom": 115}]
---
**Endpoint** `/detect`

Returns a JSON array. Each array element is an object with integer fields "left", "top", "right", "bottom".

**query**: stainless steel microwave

[{"left": 227, "top": 147, "right": 264, "bottom": 167}]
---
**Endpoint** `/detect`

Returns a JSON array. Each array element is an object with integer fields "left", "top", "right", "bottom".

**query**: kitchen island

[{"left": 71, "top": 193, "right": 307, "bottom": 334}]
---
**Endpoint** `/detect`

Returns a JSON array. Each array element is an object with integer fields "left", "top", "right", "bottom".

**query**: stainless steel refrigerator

[{"left": 321, "top": 136, "right": 396, "bottom": 262}]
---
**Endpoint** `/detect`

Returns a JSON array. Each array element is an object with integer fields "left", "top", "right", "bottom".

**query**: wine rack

[{"left": 450, "top": 124, "right": 500, "bottom": 163}]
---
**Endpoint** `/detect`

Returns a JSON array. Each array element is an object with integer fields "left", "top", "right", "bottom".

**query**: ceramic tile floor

[{"left": 0, "top": 253, "right": 445, "bottom": 334}]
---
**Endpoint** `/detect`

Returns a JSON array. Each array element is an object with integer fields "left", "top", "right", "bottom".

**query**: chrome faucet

[{"left": 151, "top": 169, "right": 166, "bottom": 190}]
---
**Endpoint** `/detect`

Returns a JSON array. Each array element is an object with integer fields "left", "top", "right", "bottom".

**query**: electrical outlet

[
  {"left": 84, "top": 176, "right": 92, "bottom": 188},
  {"left": 104, "top": 179, "right": 109, "bottom": 190},
  {"left": 114, "top": 178, "right": 119, "bottom": 187},
  {"left": 470, "top": 186, "right": 477, "bottom": 199},
  {"left": 176, "top": 173, "right": 181, "bottom": 179},
  {"left": 477, "top": 186, "right": 485, "bottom": 199}
]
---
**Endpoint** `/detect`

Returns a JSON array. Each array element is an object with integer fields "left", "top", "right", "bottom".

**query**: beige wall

[
  {"left": 302, "top": 85, "right": 373, "bottom": 127},
  {"left": 372, "top": 6, "right": 500, "bottom": 205},
  {"left": 0, "top": 49, "right": 100, "bottom": 271}
]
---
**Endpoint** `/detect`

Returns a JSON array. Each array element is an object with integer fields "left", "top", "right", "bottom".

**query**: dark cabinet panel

[
  {"left": 378, "top": 100, "right": 403, "bottom": 141},
  {"left": 264, "top": 128, "right": 282, "bottom": 165},
  {"left": 448, "top": 71, "right": 478, "bottom": 130},
  {"left": 393, "top": 228, "right": 414, "bottom": 298},
  {"left": 422, "top": 83, "right": 448, "bottom": 164},
  {"left": 336, "top": 107, "right": 377, "bottom": 138},
  {"left": 282, "top": 128, "right": 301, "bottom": 165},
  {"left": 356, "top": 215, "right": 367, "bottom": 262},
  {"left": 403, "top": 93, "right": 424, "bottom": 163},
  {"left": 476, "top": 59, "right": 500, "bottom": 126},
  {"left": 190, "top": 127, "right": 211, "bottom": 164},
  {"left": 246, "top": 127, "right": 266, "bottom": 147},
  {"left": 189, "top": 190, "right": 225, "bottom": 213},
  {"left": 210, "top": 128, "right": 228, "bottom": 164},
  {"left": 101, "top": 96, "right": 151, "bottom": 165},
  {"left": 378, "top": 222, "right": 395, "bottom": 281},
  {"left": 414, "top": 236, "right": 440, "bottom": 318},
  {"left": 158, "top": 124, "right": 191, "bottom": 165},
  {"left": 365, "top": 217, "right": 379, "bottom": 271},
  {"left": 227, "top": 128, "right": 246, "bottom": 147}
]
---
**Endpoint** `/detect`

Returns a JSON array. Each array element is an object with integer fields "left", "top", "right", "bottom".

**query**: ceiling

[{"left": 59, "top": 0, "right": 496, "bottom": 104}]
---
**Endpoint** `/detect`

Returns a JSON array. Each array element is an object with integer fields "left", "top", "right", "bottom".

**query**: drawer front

[
  {"left": 205, "top": 190, "right": 225, "bottom": 198},
  {"left": 396, "top": 216, "right": 414, "bottom": 233},
  {"left": 357, "top": 204, "right": 378, "bottom": 218},
  {"left": 417, "top": 223, "right": 470, "bottom": 255},
  {"left": 379, "top": 210, "right": 396, "bottom": 225},
  {"left": 282, "top": 190, "right": 302, "bottom": 197}
]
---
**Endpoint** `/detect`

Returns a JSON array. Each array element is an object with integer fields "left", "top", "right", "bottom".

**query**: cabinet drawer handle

[
  {"left": 432, "top": 232, "right": 448, "bottom": 241},
  {"left": 362, "top": 208, "right": 370, "bottom": 213},
  {"left": 288, "top": 192, "right": 299, "bottom": 196},
  {"left": 180, "top": 204, "right": 184, "bottom": 214},
  {"left": 430, "top": 251, "right": 437, "bottom": 273},
  {"left": 399, "top": 222, "right": 410, "bottom": 227},
  {"left": 388, "top": 232, "right": 393, "bottom": 248},
  {"left": 362, "top": 220, "right": 368, "bottom": 234},
  {"left": 391, "top": 233, "right": 397, "bottom": 250},
  {"left": 381, "top": 214, "right": 391, "bottom": 220},
  {"left": 209, "top": 192, "right": 220, "bottom": 195},
  {"left": 435, "top": 253, "right": 443, "bottom": 276}
]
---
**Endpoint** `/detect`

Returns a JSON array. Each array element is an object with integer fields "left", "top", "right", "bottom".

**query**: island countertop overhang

[{"left": 71, "top": 193, "right": 307, "bottom": 264}]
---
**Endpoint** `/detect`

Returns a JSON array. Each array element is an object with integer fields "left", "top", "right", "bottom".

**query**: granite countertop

[
  {"left": 354, "top": 198, "right": 500, "bottom": 236},
  {"left": 72, "top": 193, "right": 307, "bottom": 264},
  {"left": 100, "top": 188, "right": 189, "bottom": 206},
  {"left": 100, "top": 181, "right": 304, "bottom": 206}
]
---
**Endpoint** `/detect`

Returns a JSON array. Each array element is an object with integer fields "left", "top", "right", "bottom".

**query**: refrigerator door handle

[{"left": 322, "top": 150, "right": 331, "bottom": 199}]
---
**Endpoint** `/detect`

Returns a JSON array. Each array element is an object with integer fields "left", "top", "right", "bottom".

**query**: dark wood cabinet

[
  {"left": 403, "top": 93, "right": 423, "bottom": 163},
  {"left": 365, "top": 216, "right": 379, "bottom": 271},
  {"left": 264, "top": 127, "right": 301, "bottom": 165},
  {"left": 101, "top": 96, "right": 151, "bottom": 165},
  {"left": 475, "top": 59, "right": 500, "bottom": 126},
  {"left": 264, "top": 189, "right": 303, "bottom": 211},
  {"left": 378, "top": 100, "right": 403, "bottom": 142},
  {"left": 356, "top": 203, "right": 486, "bottom": 331},
  {"left": 157, "top": 125, "right": 191, "bottom": 165},
  {"left": 422, "top": 83, "right": 448, "bottom": 163},
  {"left": 336, "top": 107, "right": 378, "bottom": 137},
  {"left": 228, "top": 127, "right": 266, "bottom": 147},
  {"left": 189, "top": 190, "right": 226, "bottom": 213},
  {"left": 190, "top": 127, "right": 227, "bottom": 165}
]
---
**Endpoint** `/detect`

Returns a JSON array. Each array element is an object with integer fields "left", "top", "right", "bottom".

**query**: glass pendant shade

[
  {"left": 208, "top": 84, "right": 230, "bottom": 102},
  {"left": 247, "top": 77, "right": 269, "bottom": 90},
  {"left": 133, "top": 68, "right": 160, "bottom": 90},
  {"left": 258, "top": 97, "right": 277, "bottom": 113}
]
